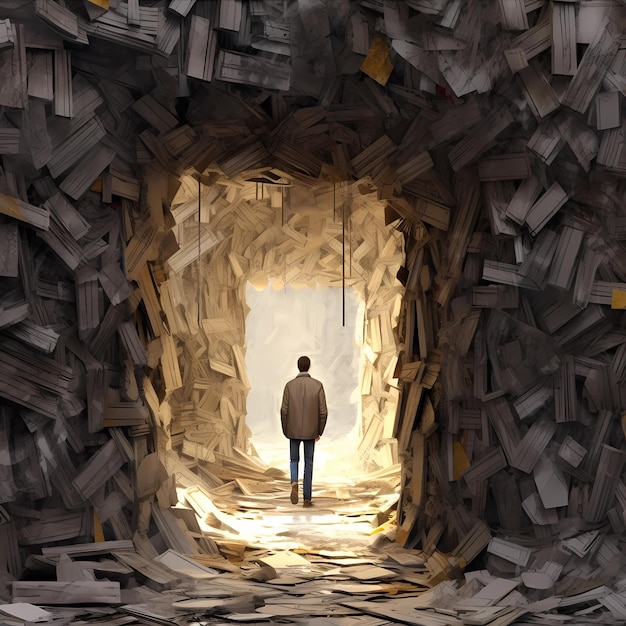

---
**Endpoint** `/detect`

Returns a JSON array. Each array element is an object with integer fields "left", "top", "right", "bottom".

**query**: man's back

[
  {"left": 281, "top": 372, "right": 327, "bottom": 440},
  {"left": 281, "top": 356, "right": 328, "bottom": 507}
]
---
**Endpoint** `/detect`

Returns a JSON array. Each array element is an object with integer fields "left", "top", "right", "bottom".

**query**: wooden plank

[
  {"left": 0, "top": 23, "right": 26, "bottom": 109},
  {"left": 561, "top": 18, "right": 620, "bottom": 113},
  {"left": 12, "top": 581, "right": 121, "bottom": 604},
  {"left": 34, "top": 0, "right": 80, "bottom": 40},
  {"left": 54, "top": 49, "right": 72, "bottom": 118},
  {"left": 59, "top": 144, "right": 116, "bottom": 200},
  {"left": 551, "top": 1, "right": 577, "bottom": 76},
  {"left": 214, "top": 50, "right": 291, "bottom": 90},
  {"left": 186, "top": 15, "right": 218, "bottom": 82}
]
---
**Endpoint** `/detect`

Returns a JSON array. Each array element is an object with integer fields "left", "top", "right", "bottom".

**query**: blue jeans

[{"left": 290, "top": 439, "right": 315, "bottom": 500}]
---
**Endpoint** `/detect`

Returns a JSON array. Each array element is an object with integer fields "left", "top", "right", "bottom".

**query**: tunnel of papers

[{"left": 2, "top": 0, "right": 626, "bottom": 623}]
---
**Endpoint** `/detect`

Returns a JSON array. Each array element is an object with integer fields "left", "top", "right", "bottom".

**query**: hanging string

[
  {"left": 341, "top": 183, "right": 345, "bottom": 327},
  {"left": 197, "top": 174, "right": 201, "bottom": 327},
  {"left": 349, "top": 210, "right": 352, "bottom": 279}
]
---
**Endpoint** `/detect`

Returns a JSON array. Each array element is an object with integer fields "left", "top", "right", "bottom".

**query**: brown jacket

[{"left": 280, "top": 372, "right": 328, "bottom": 440}]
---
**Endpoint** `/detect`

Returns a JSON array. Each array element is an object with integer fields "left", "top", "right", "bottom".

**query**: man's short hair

[{"left": 297, "top": 356, "right": 311, "bottom": 372}]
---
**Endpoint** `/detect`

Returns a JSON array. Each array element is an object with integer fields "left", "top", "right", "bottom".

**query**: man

[{"left": 280, "top": 355, "right": 328, "bottom": 508}]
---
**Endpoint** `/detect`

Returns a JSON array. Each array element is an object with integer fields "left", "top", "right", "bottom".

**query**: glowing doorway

[
  {"left": 245, "top": 282, "right": 363, "bottom": 479},
  {"left": 164, "top": 175, "right": 404, "bottom": 490}
]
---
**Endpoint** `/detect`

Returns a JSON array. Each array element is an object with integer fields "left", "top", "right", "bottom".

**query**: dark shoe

[
  {"left": 290, "top": 482, "right": 298, "bottom": 505},
  {"left": 303, "top": 500, "right": 313, "bottom": 508}
]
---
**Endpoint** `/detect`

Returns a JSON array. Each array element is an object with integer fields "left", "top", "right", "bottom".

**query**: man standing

[{"left": 280, "top": 356, "right": 328, "bottom": 508}]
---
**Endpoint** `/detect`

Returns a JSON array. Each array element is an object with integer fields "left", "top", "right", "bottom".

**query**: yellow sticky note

[
  {"left": 453, "top": 441, "right": 470, "bottom": 481},
  {"left": 612, "top": 290, "right": 626, "bottom": 309},
  {"left": 93, "top": 511, "right": 105, "bottom": 542},
  {"left": 90, "top": 177, "right": 103, "bottom": 193},
  {"left": 360, "top": 33, "right": 394, "bottom": 87},
  {"left": 0, "top": 193, "right": 25, "bottom": 222}
]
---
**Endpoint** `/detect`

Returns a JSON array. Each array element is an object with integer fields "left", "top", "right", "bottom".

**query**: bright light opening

[{"left": 245, "top": 281, "right": 364, "bottom": 480}]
